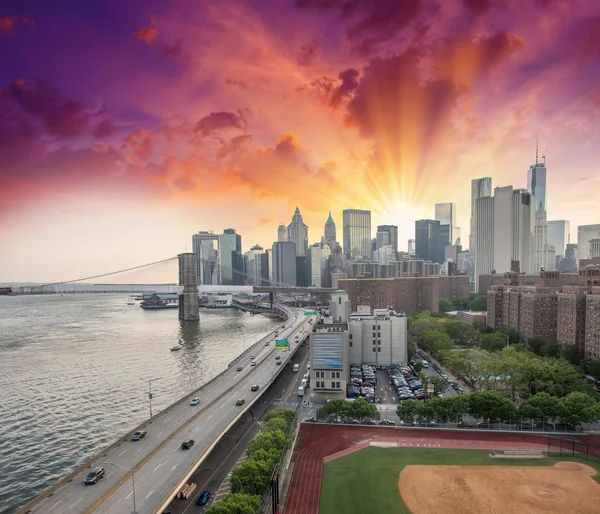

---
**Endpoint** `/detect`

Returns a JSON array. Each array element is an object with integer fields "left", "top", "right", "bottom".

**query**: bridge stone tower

[{"left": 178, "top": 253, "right": 199, "bottom": 321}]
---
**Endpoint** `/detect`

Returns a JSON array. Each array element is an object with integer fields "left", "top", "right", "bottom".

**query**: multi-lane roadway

[{"left": 23, "top": 306, "right": 311, "bottom": 514}]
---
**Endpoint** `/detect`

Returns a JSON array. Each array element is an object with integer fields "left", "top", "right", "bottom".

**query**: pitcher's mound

[{"left": 399, "top": 462, "right": 600, "bottom": 513}]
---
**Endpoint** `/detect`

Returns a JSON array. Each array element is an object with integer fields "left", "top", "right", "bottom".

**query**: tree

[
  {"left": 452, "top": 297, "right": 470, "bottom": 310},
  {"left": 429, "top": 397, "right": 454, "bottom": 423},
  {"left": 542, "top": 339, "right": 560, "bottom": 358},
  {"left": 439, "top": 298, "right": 454, "bottom": 313},
  {"left": 407, "top": 337, "right": 418, "bottom": 360},
  {"left": 429, "top": 376, "right": 448, "bottom": 394},
  {"left": 265, "top": 409, "right": 296, "bottom": 428},
  {"left": 518, "top": 392, "right": 559, "bottom": 423},
  {"left": 246, "top": 430, "right": 287, "bottom": 457},
  {"left": 443, "top": 319, "right": 477, "bottom": 347},
  {"left": 316, "top": 399, "right": 349, "bottom": 421},
  {"left": 348, "top": 398, "right": 379, "bottom": 421},
  {"left": 397, "top": 399, "right": 420, "bottom": 424},
  {"left": 413, "top": 361, "right": 424, "bottom": 373},
  {"left": 230, "top": 458, "right": 273, "bottom": 495},
  {"left": 263, "top": 417, "right": 288, "bottom": 433},
  {"left": 206, "top": 493, "right": 263, "bottom": 514},
  {"left": 468, "top": 294, "right": 488, "bottom": 311},
  {"left": 558, "top": 392, "right": 599, "bottom": 426},
  {"left": 560, "top": 344, "right": 582, "bottom": 365},
  {"left": 417, "top": 329, "right": 454, "bottom": 356},
  {"left": 416, "top": 401, "right": 435, "bottom": 423},
  {"left": 480, "top": 333, "right": 507, "bottom": 352},
  {"left": 446, "top": 394, "right": 470, "bottom": 422},
  {"left": 468, "top": 390, "right": 515, "bottom": 421},
  {"left": 582, "top": 359, "right": 600, "bottom": 380}
]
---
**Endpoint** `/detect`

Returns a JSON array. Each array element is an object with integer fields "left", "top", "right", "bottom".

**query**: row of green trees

[
  {"left": 407, "top": 311, "right": 597, "bottom": 400},
  {"left": 206, "top": 409, "right": 296, "bottom": 514},
  {"left": 439, "top": 294, "right": 488, "bottom": 313},
  {"left": 316, "top": 398, "right": 379, "bottom": 422},
  {"left": 396, "top": 390, "right": 600, "bottom": 427}
]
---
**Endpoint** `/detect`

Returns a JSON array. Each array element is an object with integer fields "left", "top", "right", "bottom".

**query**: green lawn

[{"left": 319, "top": 447, "right": 600, "bottom": 514}]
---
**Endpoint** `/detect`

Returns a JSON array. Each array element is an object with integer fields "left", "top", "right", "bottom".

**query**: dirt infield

[
  {"left": 284, "top": 424, "right": 552, "bottom": 514},
  {"left": 399, "top": 461, "right": 600, "bottom": 514}
]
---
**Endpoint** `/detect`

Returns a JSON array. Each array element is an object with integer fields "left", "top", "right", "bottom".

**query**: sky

[{"left": 1, "top": 0, "right": 600, "bottom": 282}]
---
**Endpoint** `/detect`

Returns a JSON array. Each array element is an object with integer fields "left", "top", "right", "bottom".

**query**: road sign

[
  {"left": 275, "top": 338, "right": 289, "bottom": 348},
  {"left": 427, "top": 384, "right": 434, "bottom": 393},
  {"left": 304, "top": 311, "right": 317, "bottom": 316}
]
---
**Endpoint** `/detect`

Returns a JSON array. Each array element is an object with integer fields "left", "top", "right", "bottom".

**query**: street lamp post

[
  {"left": 228, "top": 473, "right": 243, "bottom": 492},
  {"left": 146, "top": 378, "right": 160, "bottom": 418},
  {"left": 105, "top": 462, "right": 136, "bottom": 513}
]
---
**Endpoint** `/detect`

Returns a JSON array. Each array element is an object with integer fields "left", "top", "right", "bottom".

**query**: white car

[
  {"left": 190, "top": 397, "right": 200, "bottom": 406},
  {"left": 251, "top": 361, "right": 257, "bottom": 367}
]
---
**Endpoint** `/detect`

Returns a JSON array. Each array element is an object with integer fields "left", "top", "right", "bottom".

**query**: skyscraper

[
  {"left": 324, "top": 211, "right": 336, "bottom": 243},
  {"left": 435, "top": 203, "right": 460, "bottom": 246},
  {"left": 192, "top": 231, "right": 219, "bottom": 285},
  {"left": 219, "top": 229, "right": 243, "bottom": 285},
  {"left": 470, "top": 177, "right": 492, "bottom": 290},
  {"left": 376, "top": 225, "right": 398, "bottom": 254},
  {"left": 277, "top": 224, "right": 286, "bottom": 242},
  {"left": 415, "top": 220, "right": 443, "bottom": 264},
  {"left": 578, "top": 224, "right": 600, "bottom": 259},
  {"left": 527, "top": 141, "right": 548, "bottom": 271},
  {"left": 272, "top": 241, "right": 297, "bottom": 286},
  {"left": 342, "top": 209, "right": 372, "bottom": 259},
  {"left": 287, "top": 207, "right": 309, "bottom": 257},
  {"left": 244, "top": 244, "right": 266, "bottom": 285},
  {"left": 307, "top": 244, "right": 322, "bottom": 287},
  {"left": 475, "top": 196, "right": 494, "bottom": 289},
  {"left": 493, "top": 186, "right": 514, "bottom": 273},
  {"left": 547, "top": 220, "right": 570, "bottom": 259},
  {"left": 512, "top": 189, "right": 532, "bottom": 273},
  {"left": 407, "top": 239, "right": 415, "bottom": 254}
]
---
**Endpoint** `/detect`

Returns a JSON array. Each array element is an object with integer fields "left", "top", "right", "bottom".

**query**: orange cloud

[{"left": 134, "top": 27, "right": 159, "bottom": 45}]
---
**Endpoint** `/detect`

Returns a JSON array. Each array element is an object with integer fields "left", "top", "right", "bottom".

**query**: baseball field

[{"left": 319, "top": 446, "right": 600, "bottom": 514}]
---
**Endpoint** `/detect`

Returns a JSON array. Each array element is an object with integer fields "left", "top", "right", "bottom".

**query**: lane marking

[
  {"left": 174, "top": 446, "right": 180, "bottom": 451},
  {"left": 135, "top": 447, "right": 143, "bottom": 454},
  {"left": 118, "top": 449, "right": 127, "bottom": 456},
  {"left": 69, "top": 498, "right": 82, "bottom": 509},
  {"left": 158, "top": 430, "right": 165, "bottom": 436},
  {"left": 153, "top": 463, "right": 162, "bottom": 472},
  {"left": 172, "top": 465, "right": 177, "bottom": 470},
  {"left": 208, "top": 414, "right": 213, "bottom": 420},
  {"left": 145, "top": 490, "right": 154, "bottom": 499},
  {"left": 49, "top": 501, "right": 62, "bottom": 510},
  {"left": 126, "top": 492, "right": 133, "bottom": 499},
  {"left": 107, "top": 471, "right": 114, "bottom": 478}
]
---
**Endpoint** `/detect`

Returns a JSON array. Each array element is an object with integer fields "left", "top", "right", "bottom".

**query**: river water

[{"left": 0, "top": 294, "right": 279, "bottom": 514}]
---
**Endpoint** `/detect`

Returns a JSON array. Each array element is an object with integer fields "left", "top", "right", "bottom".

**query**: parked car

[
  {"left": 236, "top": 398, "right": 245, "bottom": 406},
  {"left": 181, "top": 439, "right": 195, "bottom": 449},
  {"left": 131, "top": 430, "right": 147, "bottom": 441},
  {"left": 197, "top": 490, "right": 212, "bottom": 505},
  {"left": 190, "top": 397, "right": 200, "bottom": 406},
  {"left": 379, "top": 419, "right": 396, "bottom": 426},
  {"left": 84, "top": 467, "right": 105, "bottom": 485}
]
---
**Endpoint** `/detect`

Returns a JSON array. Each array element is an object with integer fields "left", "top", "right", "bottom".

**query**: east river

[{"left": 0, "top": 294, "right": 279, "bottom": 514}]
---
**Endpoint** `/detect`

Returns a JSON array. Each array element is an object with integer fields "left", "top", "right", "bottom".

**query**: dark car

[
  {"left": 251, "top": 384, "right": 259, "bottom": 391},
  {"left": 197, "top": 490, "right": 212, "bottom": 505},
  {"left": 84, "top": 466, "right": 105, "bottom": 485},
  {"left": 236, "top": 366, "right": 243, "bottom": 371},
  {"left": 236, "top": 398, "right": 245, "bottom": 406},
  {"left": 131, "top": 430, "right": 147, "bottom": 441},
  {"left": 181, "top": 439, "right": 195, "bottom": 449}
]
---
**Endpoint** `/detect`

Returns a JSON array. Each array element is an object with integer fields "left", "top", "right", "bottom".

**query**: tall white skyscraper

[
  {"left": 287, "top": 207, "right": 309, "bottom": 257},
  {"left": 470, "top": 177, "right": 493, "bottom": 290},
  {"left": 512, "top": 189, "right": 533, "bottom": 273},
  {"left": 475, "top": 196, "right": 494, "bottom": 289},
  {"left": 493, "top": 186, "right": 514, "bottom": 274},
  {"left": 192, "top": 231, "right": 219, "bottom": 285},
  {"left": 277, "top": 224, "right": 286, "bottom": 242},
  {"left": 547, "top": 220, "right": 570, "bottom": 259},
  {"left": 272, "top": 241, "right": 297, "bottom": 286},
  {"left": 527, "top": 140, "right": 549, "bottom": 271}
]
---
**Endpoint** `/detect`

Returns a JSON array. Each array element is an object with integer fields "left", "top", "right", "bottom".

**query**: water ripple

[{"left": 0, "top": 294, "right": 278, "bottom": 514}]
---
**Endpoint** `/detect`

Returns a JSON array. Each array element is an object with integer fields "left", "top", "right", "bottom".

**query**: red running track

[{"left": 284, "top": 425, "right": 551, "bottom": 514}]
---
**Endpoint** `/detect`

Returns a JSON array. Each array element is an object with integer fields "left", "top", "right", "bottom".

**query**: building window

[
  {"left": 373, "top": 348, "right": 376, "bottom": 352},
  {"left": 349, "top": 340, "right": 353, "bottom": 347}
]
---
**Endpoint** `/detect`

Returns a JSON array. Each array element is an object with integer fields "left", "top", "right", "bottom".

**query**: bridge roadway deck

[{"left": 24, "top": 307, "right": 311, "bottom": 514}]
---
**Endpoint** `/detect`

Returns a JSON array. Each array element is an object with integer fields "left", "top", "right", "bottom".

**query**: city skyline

[{"left": 2, "top": 0, "right": 600, "bottom": 281}]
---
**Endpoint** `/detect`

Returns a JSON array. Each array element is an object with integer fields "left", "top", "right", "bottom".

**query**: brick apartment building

[
  {"left": 338, "top": 275, "right": 469, "bottom": 315},
  {"left": 487, "top": 265, "right": 600, "bottom": 359}
]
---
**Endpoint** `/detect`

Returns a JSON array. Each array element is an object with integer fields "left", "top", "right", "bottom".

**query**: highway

[{"left": 24, "top": 306, "right": 312, "bottom": 514}]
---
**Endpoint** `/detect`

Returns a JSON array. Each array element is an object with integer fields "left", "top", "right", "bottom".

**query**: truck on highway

[{"left": 293, "top": 363, "right": 300, "bottom": 373}]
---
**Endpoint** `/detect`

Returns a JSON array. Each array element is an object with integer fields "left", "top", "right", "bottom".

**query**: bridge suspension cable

[{"left": 43, "top": 256, "right": 178, "bottom": 286}]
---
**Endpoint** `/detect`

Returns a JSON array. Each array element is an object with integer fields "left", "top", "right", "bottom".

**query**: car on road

[
  {"left": 236, "top": 398, "right": 245, "bottom": 406},
  {"left": 181, "top": 439, "right": 195, "bottom": 449},
  {"left": 275, "top": 355, "right": 281, "bottom": 360},
  {"left": 379, "top": 419, "right": 396, "bottom": 426},
  {"left": 276, "top": 360, "right": 282, "bottom": 365},
  {"left": 84, "top": 466, "right": 105, "bottom": 485},
  {"left": 251, "top": 384, "right": 260, "bottom": 391},
  {"left": 250, "top": 355, "right": 255, "bottom": 360},
  {"left": 236, "top": 365, "right": 243, "bottom": 371},
  {"left": 190, "top": 397, "right": 200, "bottom": 406},
  {"left": 131, "top": 430, "right": 147, "bottom": 441},
  {"left": 197, "top": 490, "right": 212, "bottom": 505},
  {"left": 251, "top": 361, "right": 257, "bottom": 366}
]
